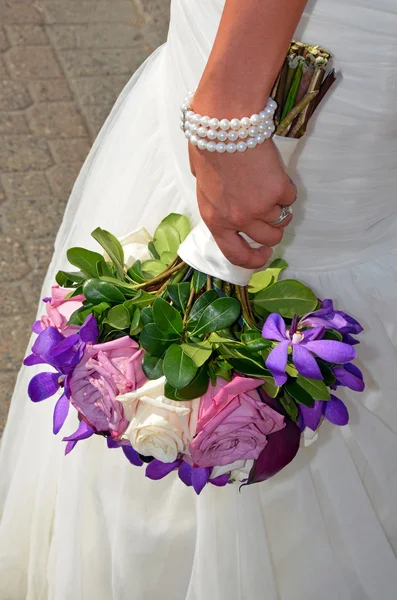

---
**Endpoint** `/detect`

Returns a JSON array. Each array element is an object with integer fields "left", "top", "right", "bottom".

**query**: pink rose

[
  {"left": 69, "top": 336, "right": 146, "bottom": 438},
  {"left": 189, "top": 376, "right": 285, "bottom": 468},
  {"left": 39, "top": 285, "right": 85, "bottom": 336}
]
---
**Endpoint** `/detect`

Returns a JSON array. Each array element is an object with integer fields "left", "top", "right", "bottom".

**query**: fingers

[
  {"left": 264, "top": 205, "right": 294, "bottom": 228},
  {"left": 243, "top": 220, "right": 285, "bottom": 247},
  {"left": 213, "top": 229, "right": 273, "bottom": 269}
]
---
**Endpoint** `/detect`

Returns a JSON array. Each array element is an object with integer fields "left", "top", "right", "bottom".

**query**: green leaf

[
  {"left": 248, "top": 258, "right": 288, "bottom": 293},
  {"left": 105, "top": 305, "right": 130, "bottom": 330},
  {"left": 188, "top": 290, "right": 218, "bottom": 323},
  {"left": 67, "top": 247, "right": 104, "bottom": 278},
  {"left": 163, "top": 344, "right": 198, "bottom": 389},
  {"left": 129, "top": 290, "right": 154, "bottom": 309},
  {"left": 141, "top": 260, "right": 168, "bottom": 278},
  {"left": 68, "top": 305, "right": 94, "bottom": 326},
  {"left": 285, "top": 381, "right": 315, "bottom": 407},
  {"left": 91, "top": 227, "right": 125, "bottom": 277},
  {"left": 83, "top": 279, "right": 126, "bottom": 305},
  {"left": 285, "top": 362, "right": 299, "bottom": 377},
  {"left": 180, "top": 342, "right": 212, "bottom": 367},
  {"left": 92, "top": 302, "right": 110, "bottom": 320},
  {"left": 221, "top": 346, "right": 271, "bottom": 378},
  {"left": 96, "top": 260, "right": 114, "bottom": 278},
  {"left": 161, "top": 251, "right": 177, "bottom": 266},
  {"left": 148, "top": 241, "right": 160, "bottom": 260},
  {"left": 241, "top": 331, "right": 273, "bottom": 351},
  {"left": 208, "top": 331, "right": 238, "bottom": 345},
  {"left": 296, "top": 375, "right": 330, "bottom": 401},
  {"left": 279, "top": 393, "right": 299, "bottom": 422},
  {"left": 262, "top": 379, "right": 280, "bottom": 399},
  {"left": 213, "top": 367, "right": 233, "bottom": 381},
  {"left": 142, "top": 354, "right": 164, "bottom": 380},
  {"left": 253, "top": 279, "right": 318, "bottom": 318},
  {"left": 139, "top": 323, "right": 179, "bottom": 357},
  {"left": 99, "top": 276, "right": 138, "bottom": 296},
  {"left": 161, "top": 213, "right": 191, "bottom": 242},
  {"left": 322, "top": 329, "right": 343, "bottom": 342},
  {"left": 153, "top": 222, "right": 181, "bottom": 258},
  {"left": 191, "top": 297, "right": 240, "bottom": 337},
  {"left": 129, "top": 307, "right": 141, "bottom": 335},
  {"left": 165, "top": 365, "right": 209, "bottom": 401},
  {"left": 140, "top": 306, "right": 153, "bottom": 325},
  {"left": 56, "top": 270, "right": 86, "bottom": 286},
  {"left": 192, "top": 270, "right": 208, "bottom": 293},
  {"left": 317, "top": 359, "right": 337, "bottom": 388},
  {"left": 127, "top": 261, "right": 147, "bottom": 284},
  {"left": 153, "top": 297, "right": 183, "bottom": 336},
  {"left": 167, "top": 282, "right": 191, "bottom": 312}
]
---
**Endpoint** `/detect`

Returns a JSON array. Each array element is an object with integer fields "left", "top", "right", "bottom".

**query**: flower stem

[
  {"left": 133, "top": 261, "right": 186, "bottom": 290},
  {"left": 183, "top": 285, "right": 196, "bottom": 329}
]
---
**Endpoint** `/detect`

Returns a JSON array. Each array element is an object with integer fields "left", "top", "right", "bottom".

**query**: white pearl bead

[
  {"left": 238, "top": 128, "right": 249, "bottom": 139},
  {"left": 256, "top": 134, "right": 266, "bottom": 145},
  {"left": 264, "top": 129, "right": 272, "bottom": 139},
  {"left": 190, "top": 135, "right": 198, "bottom": 146},
  {"left": 197, "top": 126, "right": 207, "bottom": 138},
  {"left": 217, "top": 130, "right": 228, "bottom": 142},
  {"left": 186, "top": 111, "right": 194, "bottom": 120},
  {"left": 201, "top": 115, "right": 211, "bottom": 127},
  {"left": 220, "top": 119, "right": 231, "bottom": 131},
  {"left": 247, "top": 137, "right": 257, "bottom": 149},
  {"left": 237, "top": 141, "right": 247, "bottom": 153},
  {"left": 267, "top": 123, "right": 276, "bottom": 133},
  {"left": 259, "top": 111, "right": 267, "bottom": 120},
  {"left": 207, "top": 129, "right": 218, "bottom": 141},
  {"left": 185, "top": 130, "right": 191, "bottom": 140},
  {"left": 230, "top": 118, "right": 241, "bottom": 130},
  {"left": 207, "top": 141, "right": 217, "bottom": 153},
  {"left": 198, "top": 139, "right": 208, "bottom": 150},
  {"left": 257, "top": 124, "right": 266, "bottom": 133},
  {"left": 180, "top": 122, "right": 185, "bottom": 131},
  {"left": 240, "top": 117, "right": 251, "bottom": 129},
  {"left": 192, "top": 114, "right": 202, "bottom": 124},
  {"left": 226, "top": 143, "right": 237, "bottom": 153},
  {"left": 216, "top": 142, "right": 227, "bottom": 153},
  {"left": 248, "top": 126, "right": 258, "bottom": 137},
  {"left": 264, "top": 106, "right": 273, "bottom": 117},
  {"left": 268, "top": 99, "right": 277, "bottom": 110},
  {"left": 209, "top": 118, "right": 219, "bottom": 130},
  {"left": 190, "top": 124, "right": 198, "bottom": 134},
  {"left": 180, "top": 103, "right": 188, "bottom": 111},
  {"left": 227, "top": 130, "right": 239, "bottom": 141},
  {"left": 250, "top": 114, "right": 261, "bottom": 126}
]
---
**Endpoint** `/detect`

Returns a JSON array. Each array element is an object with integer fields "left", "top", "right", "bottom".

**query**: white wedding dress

[{"left": 1, "top": 0, "right": 397, "bottom": 598}]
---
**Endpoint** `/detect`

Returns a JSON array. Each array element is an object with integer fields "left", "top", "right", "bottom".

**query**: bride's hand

[{"left": 189, "top": 139, "right": 297, "bottom": 269}]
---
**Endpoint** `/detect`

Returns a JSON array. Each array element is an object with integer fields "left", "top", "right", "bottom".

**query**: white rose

[
  {"left": 211, "top": 459, "right": 254, "bottom": 483},
  {"left": 118, "top": 377, "right": 199, "bottom": 463},
  {"left": 104, "top": 227, "right": 152, "bottom": 268}
]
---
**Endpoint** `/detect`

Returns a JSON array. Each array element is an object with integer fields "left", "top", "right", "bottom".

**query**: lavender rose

[
  {"left": 189, "top": 376, "right": 285, "bottom": 469},
  {"left": 69, "top": 336, "right": 146, "bottom": 439}
]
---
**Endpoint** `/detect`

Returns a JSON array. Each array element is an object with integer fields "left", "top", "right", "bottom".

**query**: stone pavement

[{"left": 0, "top": 0, "right": 171, "bottom": 434}]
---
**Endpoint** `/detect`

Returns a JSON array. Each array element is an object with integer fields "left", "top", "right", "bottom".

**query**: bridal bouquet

[{"left": 25, "top": 213, "right": 364, "bottom": 494}]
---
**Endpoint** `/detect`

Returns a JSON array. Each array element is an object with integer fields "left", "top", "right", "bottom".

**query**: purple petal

[
  {"left": 300, "top": 401, "right": 324, "bottom": 431},
  {"left": 248, "top": 419, "right": 301, "bottom": 484},
  {"left": 313, "top": 299, "right": 334, "bottom": 317},
  {"left": 53, "top": 393, "right": 70, "bottom": 435},
  {"left": 65, "top": 440, "right": 77, "bottom": 455},
  {"left": 292, "top": 345, "right": 323, "bottom": 380},
  {"left": 24, "top": 353, "right": 46, "bottom": 367},
  {"left": 42, "top": 297, "right": 51, "bottom": 303},
  {"left": 342, "top": 332, "right": 360, "bottom": 346},
  {"left": 63, "top": 420, "right": 95, "bottom": 442},
  {"left": 122, "top": 445, "right": 144, "bottom": 467},
  {"left": 339, "top": 312, "right": 363, "bottom": 334},
  {"left": 265, "top": 340, "right": 289, "bottom": 386},
  {"left": 324, "top": 395, "right": 349, "bottom": 426},
  {"left": 80, "top": 314, "right": 99, "bottom": 343},
  {"left": 32, "top": 327, "right": 65, "bottom": 360},
  {"left": 262, "top": 314, "right": 287, "bottom": 342},
  {"left": 192, "top": 467, "right": 211, "bottom": 495},
  {"left": 32, "top": 320, "right": 44, "bottom": 334},
  {"left": 146, "top": 459, "right": 182, "bottom": 480},
  {"left": 305, "top": 340, "right": 356, "bottom": 364},
  {"left": 333, "top": 364, "right": 365, "bottom": 392},
  {"left": 107, "top": 437, "right": 120, "bottom": 449},
  {"left": 209, "top": 473, "right": 230, "bottom": 487},
  {"left": 301, "top": 326, "right": 325, "bottom": 342},
  {"left": 178, "top": 462, "right": 193, "bottom": 487},
  {"left": 28, "top": 372, "right": 60, "bottom": 402}
]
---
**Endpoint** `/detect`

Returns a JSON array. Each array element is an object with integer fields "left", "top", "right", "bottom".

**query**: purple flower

[
  {"left": 262, "top": 313, "right": 356, "bottom": 386},
  {"left": 300, "top": 299, "right": 363, "bottom": 344},
  {"left": 333, "top": 363, "right": 365, "bottom": 392},
  {"left": 299, "top": 394, "right": 349, "bottom": 431},
  {"left": 145, "top": 459, "right": 229, "bottom": 494}
]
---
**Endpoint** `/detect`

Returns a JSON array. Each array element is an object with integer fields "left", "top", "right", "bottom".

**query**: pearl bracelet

[{"left": 180, "top": 90, "right": 277, "bottom": 154}]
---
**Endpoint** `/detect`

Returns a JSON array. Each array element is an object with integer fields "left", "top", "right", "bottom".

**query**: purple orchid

[
  {"left": 300, "top": 299, "right": 363, "bottom": 345},
  {"left": 145, "top": 459, "right": 229, "bottom": 494},
  {"left": 333, "top": 363, "right": 365, "bottom": 392},
  {"left": 106, "top": 437, "right": 143, "bottom": 466},
  {"left": 262, "top": 313, "right": 357, "bottom": 386},
  {"left": 24, "top": 314, "right": 98, "bottom": 435},
  {"left": 299, "top": 394, "right": 349, "bottom": 431}
]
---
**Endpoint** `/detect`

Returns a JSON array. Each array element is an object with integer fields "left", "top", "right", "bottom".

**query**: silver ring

[{"left": 271, "top": 205, "right": 293, "bottom": 226}]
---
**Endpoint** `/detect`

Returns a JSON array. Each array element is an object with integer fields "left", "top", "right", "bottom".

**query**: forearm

[{"left": 194, "top": 0, "right": 308, "bottom": 117}]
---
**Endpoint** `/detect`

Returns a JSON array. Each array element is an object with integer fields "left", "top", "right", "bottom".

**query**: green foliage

[
  {"left": 167, "top": 282, "right": 191, "bottom": 312},
  {"left": 248, "top": 259, "right": 288, "bottom": 293},
  {"left": 142, "top": 354, "right": 164, "bottom": 380},
  {"left": 253, "top": 279, "right": 317, "bottom": 318},
  {"left": 165, "top": 365, "right": 209, "bottom": 401},
  {"left": 91, "top": 227, "right": 125, "bottom": 278},
  {"left": 163, "top": 344, "right": 198, "bottom": 389},
  {"left": 296, "top": 375, "right": 330, "bottom": 401},
  {"left": 66, "top": 247, "right": 105, "bottom": 279},
  {"left": 83, "top": 279, "right": 126, "bottom": 305},
  {"left": 190, "top": 297, "right": 240, "bottom": 337},
  {"left": 180, "top": 342, "right": 212, "bottom": 367},
  {"left": 139, "top": 323, "right": 179, "bottom": 357},
  {"left": 153, "top": 297, "right": 183, "bottom": 336},
  {"left": 104, "top": 305, "right": 130, "bottom": 330}
]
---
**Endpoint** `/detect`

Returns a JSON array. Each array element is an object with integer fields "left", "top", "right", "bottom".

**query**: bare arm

[{"left": 190, "top": 0, "right": 308, "bottom": 269}]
